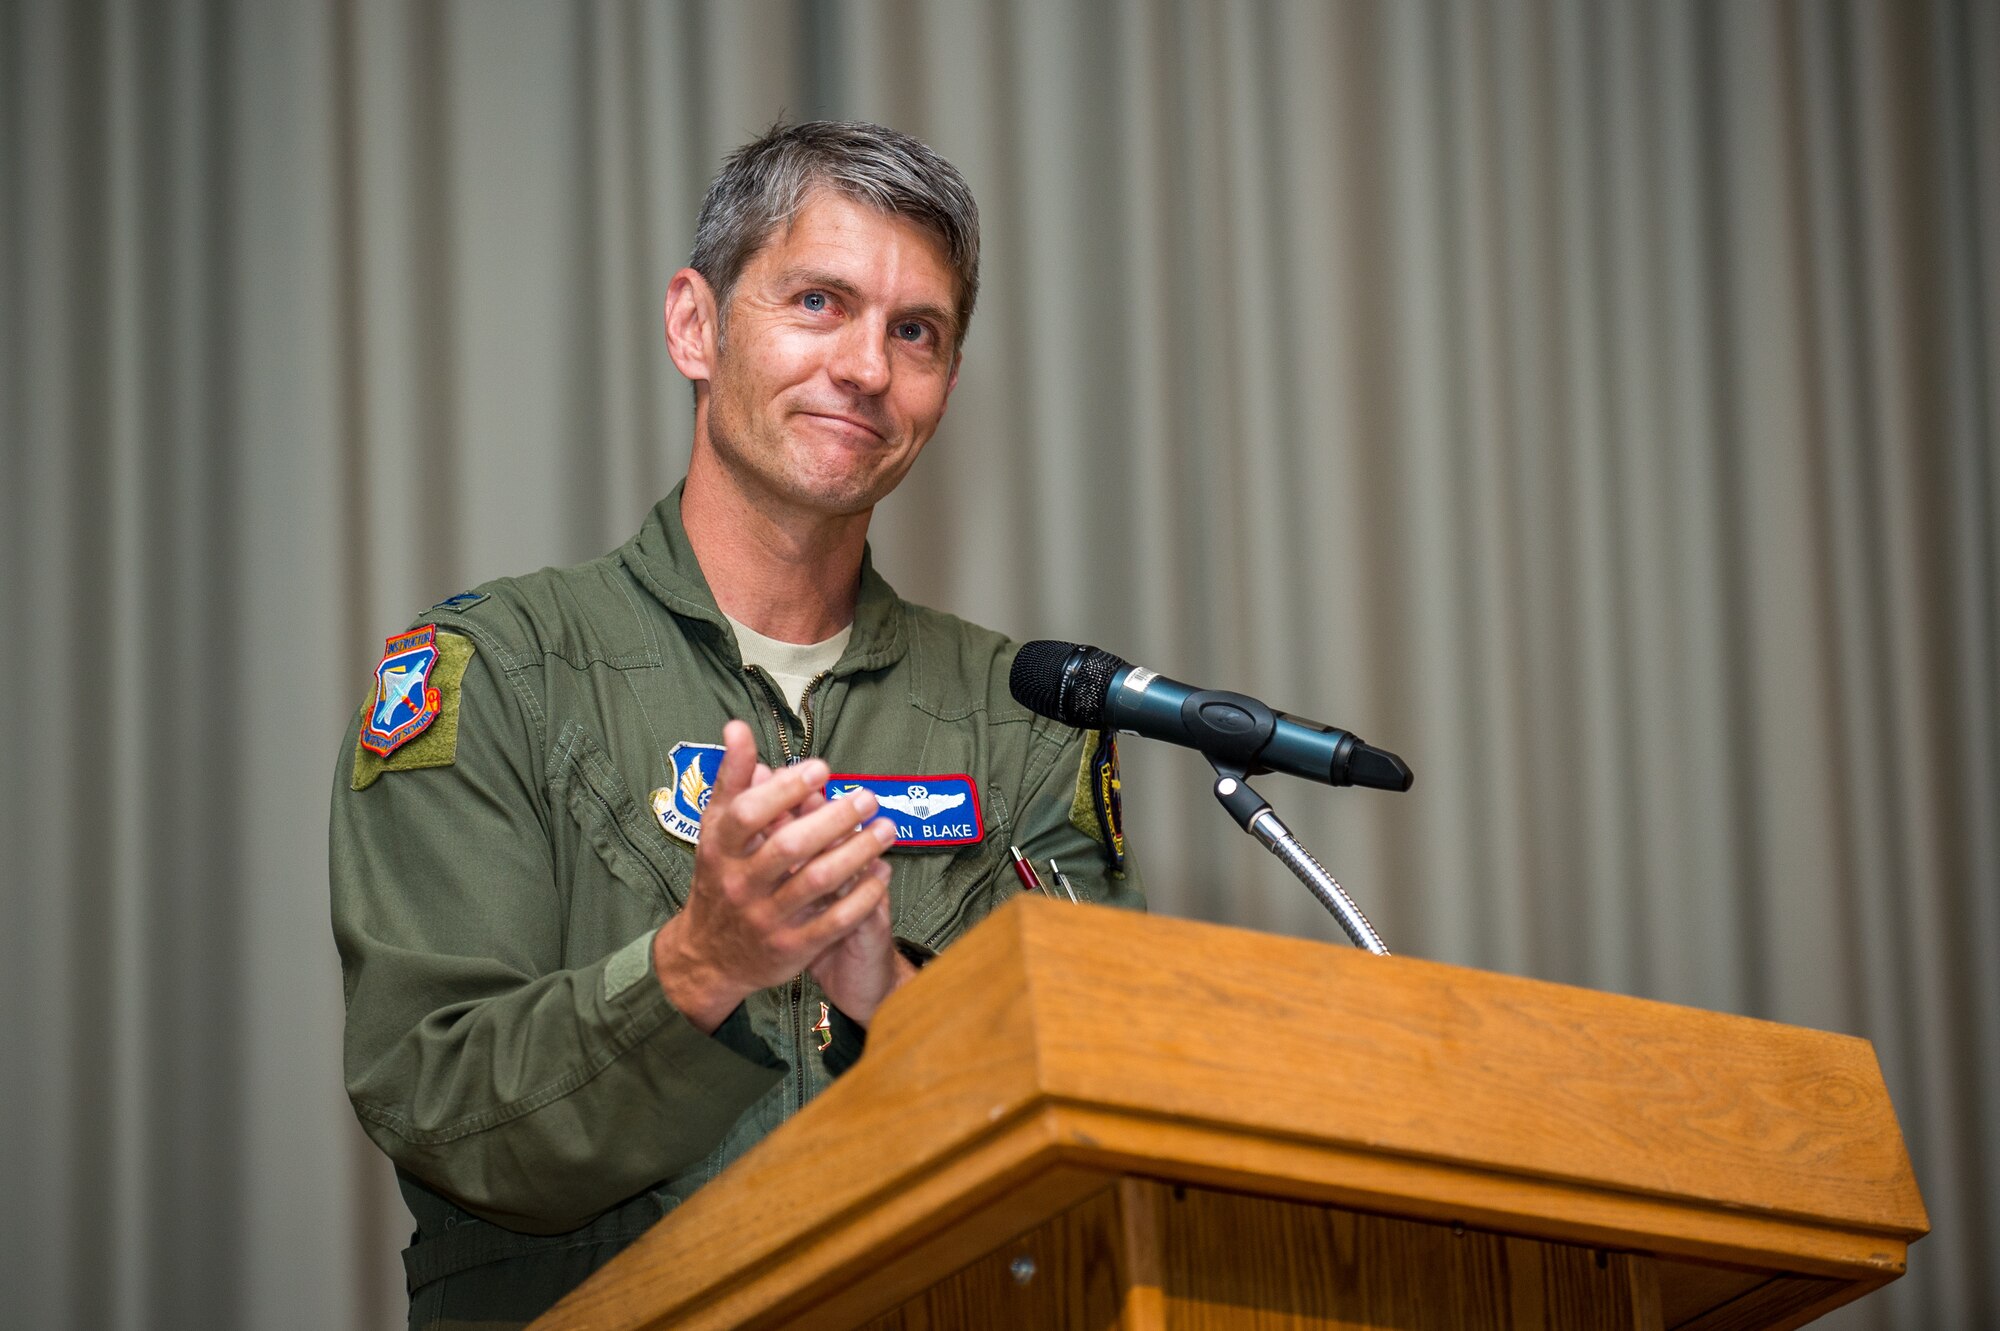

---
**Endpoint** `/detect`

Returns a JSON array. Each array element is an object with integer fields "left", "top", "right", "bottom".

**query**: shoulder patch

[
  {"left": 651, "top": 742, "right": 725, "bottom": 844},
  {"left": 1069, "top": 729, "right": 1126, "bottom": 872},
  {"left": 361, "top": 627, "right": 443, "bottom": 755},
  {"left": 352, "top": 630, "right": 476, "bottom": 790}
]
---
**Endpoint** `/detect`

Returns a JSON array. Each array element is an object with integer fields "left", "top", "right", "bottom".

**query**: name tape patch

[{"left": 823, "top": 774, "right": 984, "bottom": 848}]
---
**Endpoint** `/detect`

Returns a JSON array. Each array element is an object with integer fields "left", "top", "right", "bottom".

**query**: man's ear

[{"left": 664, "top": 268, "right": 720, "bottom": 383}]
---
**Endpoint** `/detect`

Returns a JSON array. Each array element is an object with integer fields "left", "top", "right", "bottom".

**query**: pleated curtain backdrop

[{"left": 2, "top": 2, "right": 1994, "bottom": 1328}]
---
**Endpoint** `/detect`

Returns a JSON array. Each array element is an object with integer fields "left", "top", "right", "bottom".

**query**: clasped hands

[{"left": 652, "top": 719, "right": 915, "bottom": 1034}]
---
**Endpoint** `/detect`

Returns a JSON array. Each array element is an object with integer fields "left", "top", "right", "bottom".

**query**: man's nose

[{"left": 829, "top": 322, "right": 892, "bottom": 396}]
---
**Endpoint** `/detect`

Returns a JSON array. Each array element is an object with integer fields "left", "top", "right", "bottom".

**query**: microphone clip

[{"left": 1181, "top": 690, "right": 1278, "bottom": 773}]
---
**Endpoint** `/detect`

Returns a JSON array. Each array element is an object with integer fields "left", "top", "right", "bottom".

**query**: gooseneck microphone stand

[
  {"left": 1006, "top": 640, "right": 1406, "bottom": 954},
  {"left": 1207, "top": 754, "right": 1391, "bottom": 956}
]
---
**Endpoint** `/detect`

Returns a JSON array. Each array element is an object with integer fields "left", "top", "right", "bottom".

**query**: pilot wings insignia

[{"left": 875, "top": 784, "right": 965, "bottom": 820}]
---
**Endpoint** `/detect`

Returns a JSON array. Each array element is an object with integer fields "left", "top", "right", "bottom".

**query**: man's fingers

[
  {"left": 788, "top": 864, "right": 890, "bottom": 947},
  {"left": 818, "top": 856, "right": 890, "bottom": 911},
  {"left": 707, "top": 756, "right": 830, "bottom": 856},
  {"left": 825, "top": 858, "right": 892, "bottom": 915},
  {"left": 756, "top": 783, "right": 892, "bottom": 887},
  {"left": 754, "top": 788, "right": 885, "bottom": 881},
  {"left": 771, "top": 815, "right": 897, "bottom": 917},
  {"left": 711, "top": 719, "right": 761, "bottom": 800},
  {"left": 733, "top": 758, "right": 830, "bottom": 825}
]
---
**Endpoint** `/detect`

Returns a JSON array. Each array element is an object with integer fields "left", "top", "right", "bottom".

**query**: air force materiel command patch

[
  {"left": 361, "top": 627, "right": 443, "bottom": 755},
  {"left": 651, "top": 741, "right": 726, "bottom": 845},
  {"left": 823, "top": 774, "right": 984, "bottom": 848}
]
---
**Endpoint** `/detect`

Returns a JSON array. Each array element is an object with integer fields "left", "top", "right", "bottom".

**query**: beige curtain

[{"left": 3, "top": 2, "right": 1993, "bottom": 1327}]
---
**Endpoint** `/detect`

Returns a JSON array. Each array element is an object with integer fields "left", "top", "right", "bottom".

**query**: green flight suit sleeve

[
  {"left": 330, "top": 641, "right": 784, "bottom": 1236},
  {"left": 1008, "top": 722, "right": 1144, "bottom": 911}
]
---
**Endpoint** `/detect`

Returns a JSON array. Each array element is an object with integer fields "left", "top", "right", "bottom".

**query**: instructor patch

[
  {"left": 351, "top": 629, "right": 475, "bottom": 790},
  {"left": 1069, "top": 729, "right": 1126, "bottom": 872},
  {"left": 823, "top": 774, "right": 983, "bottom": 848},
  {"left": 652, "top": 741, "right": 725, "bottom": 845},
  {"left": 362, "top": 627, "right": 443, "bottom": 755}
]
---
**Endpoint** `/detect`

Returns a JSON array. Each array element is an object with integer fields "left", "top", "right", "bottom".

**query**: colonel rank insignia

[
  {"left": 361, "top": 627, "right": 443, "bottom": 756},
  {"left": 651, "top": 741, "right": 726, "bottom": 845}
]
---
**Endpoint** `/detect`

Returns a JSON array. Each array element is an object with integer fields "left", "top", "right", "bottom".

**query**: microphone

[{"left": 1009, "top": 641, "right": 1413, "bottom": 791}]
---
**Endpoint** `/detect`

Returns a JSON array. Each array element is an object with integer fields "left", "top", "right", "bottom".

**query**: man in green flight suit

[{"left": 330, "top": 121, "right": 1140, "bottom": 1328}]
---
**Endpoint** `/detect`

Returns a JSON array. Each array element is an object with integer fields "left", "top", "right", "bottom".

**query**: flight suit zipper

[
  {"left": 743, "top": 667, "right": 834, "bottom": 1111},
  {"left": 788, "top": 974, "right": 808, "bottom": 1112},
  {"left": 746, "top": 668, "right": 832, "bottom": 764}
]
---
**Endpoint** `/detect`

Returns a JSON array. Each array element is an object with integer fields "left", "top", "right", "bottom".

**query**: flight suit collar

[{"left": 621, "top": 480, "right": 909, "bottom": 674}]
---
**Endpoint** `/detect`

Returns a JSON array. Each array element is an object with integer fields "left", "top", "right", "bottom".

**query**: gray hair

[{"left": 689, "top": 121, "right": 981, "bottom": 346}]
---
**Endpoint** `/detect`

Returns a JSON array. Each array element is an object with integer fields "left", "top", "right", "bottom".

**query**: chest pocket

[
  {"left": 551, "top": 720, "right": 691, "bottom": 956},
  {"left": 895, "top": 784, "right": 1020, "bottom": 951}
]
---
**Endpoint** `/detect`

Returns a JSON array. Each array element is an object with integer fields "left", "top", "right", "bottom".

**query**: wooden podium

[{"left": 532, "top": 898, "right": 1926, "bottom": 1330}]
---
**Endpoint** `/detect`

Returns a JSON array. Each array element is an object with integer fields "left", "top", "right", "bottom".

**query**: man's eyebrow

[
  {"left": 895, "top": 300, "right": 960, "bottom": 338},
  {"left": 775, "top": 267, "right": 961, "bottom": 340},
  {"left": 776, "top": 268, "right": 862, "bottom": 300}
]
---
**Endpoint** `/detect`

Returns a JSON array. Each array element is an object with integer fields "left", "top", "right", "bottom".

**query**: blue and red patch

[
  {"left": 651, "top": 741, "right": 726, "bottom": 845},
  {"left": 823, "top": 774, "right": 984, "bottom": 848},
  {"left": 361, "top": 626, "right": 442, "bottom": 756}
]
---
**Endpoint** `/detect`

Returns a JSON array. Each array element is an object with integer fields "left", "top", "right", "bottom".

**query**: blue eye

[
  {"left": 802, "top": 291, "right": 827, "bottom": 312},
  {"left": 895, "top": 321, "right": 927, "bottom": 342}
]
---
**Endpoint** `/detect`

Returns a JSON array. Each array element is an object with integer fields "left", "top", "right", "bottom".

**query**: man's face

[{"left": 698, "top": 192, "right": 962, "bottom": 519}]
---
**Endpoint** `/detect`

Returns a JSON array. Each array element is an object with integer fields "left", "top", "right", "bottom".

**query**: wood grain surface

[
  {"left": 862, "top": 1179, "right": 1677, "bottom": 1331},
  {"left": 1164, "top": 1192, "right": 1661, "bottom": 1330},
  {"left": 856, "top": 1185, "right": 1129, "bottom": 1331},
  {"left": 1005, "top": 901, "right": 1925, "bottom": 1238},
  {"left": 530, "top": 898, "right": 1926, "bottom": 1331}
]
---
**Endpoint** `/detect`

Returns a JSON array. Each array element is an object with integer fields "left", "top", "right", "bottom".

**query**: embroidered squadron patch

[
  {"left": 351, "top": 630, "right": 475, "bottom": 790},
  {"left": 1069, "top": 729, "right": 1126, "bottom": 873},
  {"left": 361, "top": 627, "right": 443, "bottom": 756},
  {"left": 823, "top": 774, "right": 983, "bottom": 848},
  {"left": 651, "top": 741, "right": 726, "bottom": 845}
]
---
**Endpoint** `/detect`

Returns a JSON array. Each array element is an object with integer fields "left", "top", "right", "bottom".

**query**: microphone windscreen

[
  {"left": 1009, "top": 640, "right": 1125, "bottom": 728},
  {"left": 1009, "top": 639, "right": 1079, "bottom": 719}
]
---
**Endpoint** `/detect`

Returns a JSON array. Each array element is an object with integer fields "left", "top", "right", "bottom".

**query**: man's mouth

[{"left": 799, "top": 409, "right": 887, "bottom": 442}]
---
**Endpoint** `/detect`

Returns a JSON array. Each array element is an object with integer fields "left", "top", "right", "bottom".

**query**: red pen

[{"left": 1009, "top": 844, "right": 1046, "bottom": 893}]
